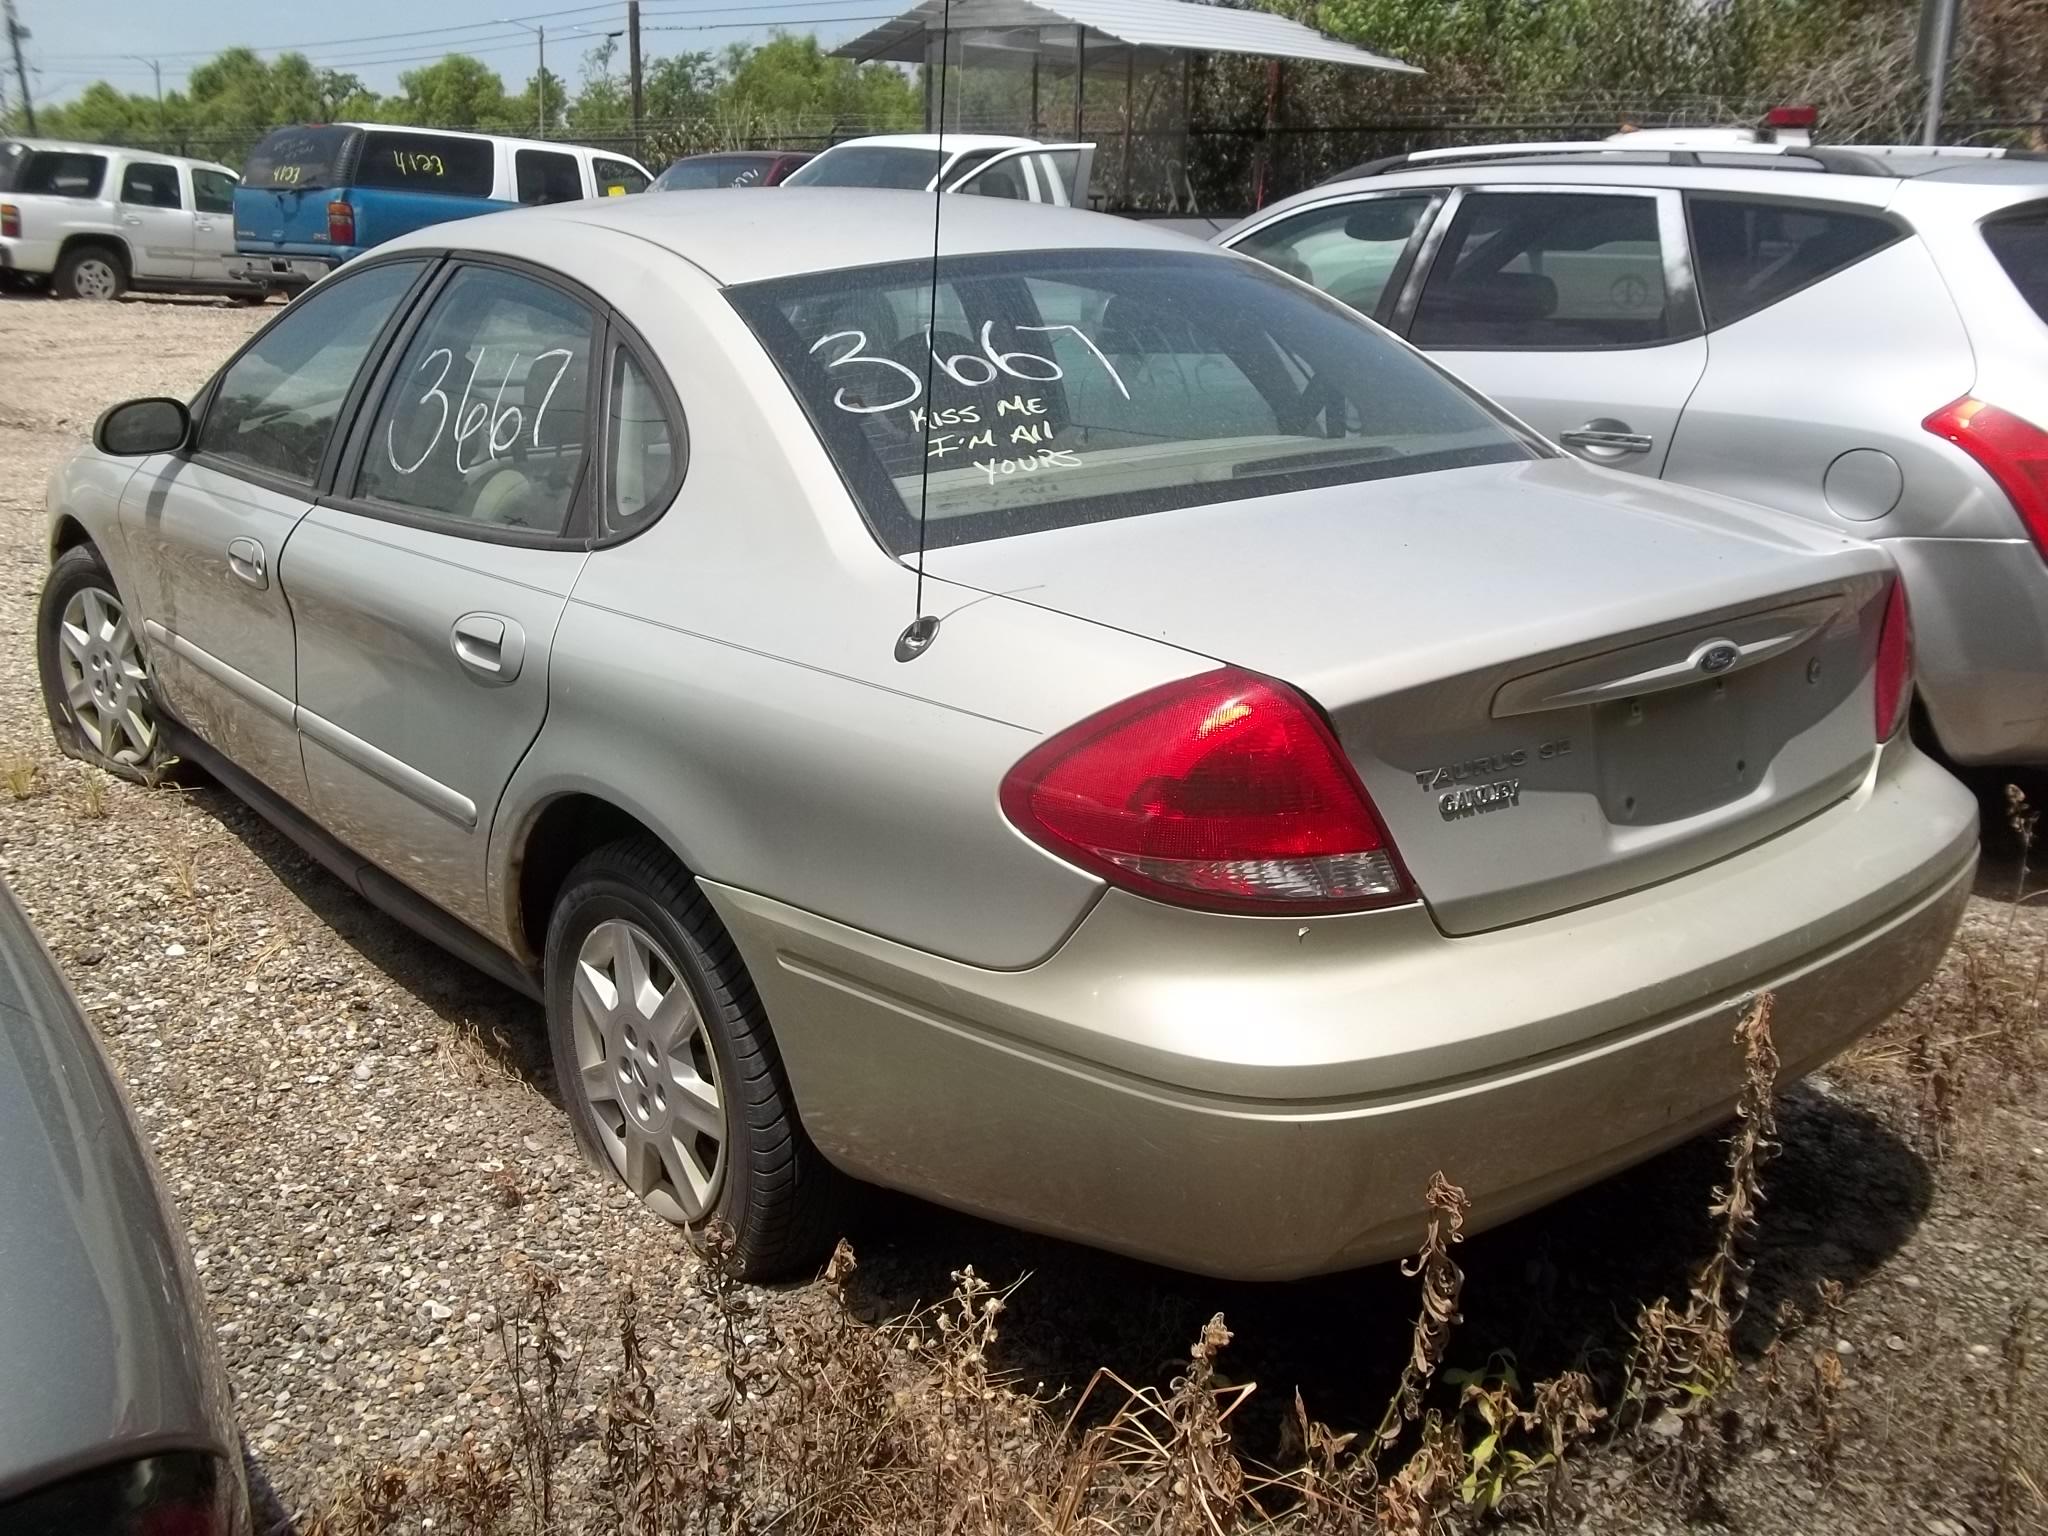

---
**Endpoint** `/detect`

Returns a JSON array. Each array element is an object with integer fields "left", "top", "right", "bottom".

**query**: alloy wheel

[
  {"left": 72, "top": 257, "right": 118, "bottom": 301},
  {"left": 570, "top": 917, "right": 727, "bottom": 1223},
  {"left": 57, "top": 586, "right": 155, "bottom": 766}
]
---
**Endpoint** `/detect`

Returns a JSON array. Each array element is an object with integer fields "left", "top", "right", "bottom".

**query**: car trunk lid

[{"left": 924, "top": 458, "right": 1894, "bottom": 934}]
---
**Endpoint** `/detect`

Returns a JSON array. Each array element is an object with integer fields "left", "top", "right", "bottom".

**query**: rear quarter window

[
  {"left": 17, "top": 151, "right": 106, "bottom": 198},
  {"left": 1686, "top": 195, "right": 1904, "bottom": 330},
  {"left": 1984, "top": 201, "right": 2048, "bottom": 324},
  {"left": 354, "top": 132, "right": 496, "bottom": 198}
]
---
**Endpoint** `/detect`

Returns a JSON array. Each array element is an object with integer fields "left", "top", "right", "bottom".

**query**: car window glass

[
  {"left": 730, "top": 249, "right": 1532, "bottom": 553},
  {"left": 783, "top": 146, "right": 942, "bottom": 189},
  {"left": 608, "top": 348, "right": 678, "bottom": 526},
  {"left": 1236, "top": 195, "right": 1429, "bottom": 317},
  {"left": 1688, "top": 196, "right": 1902, "bottom": 329},
  {"left": 357, "top": 266, "right": 597, "bottom": 535},
  {"left": 192, "top": 168, "right": 236, "bottom": 215},
  {"left": 955, "top": 154, "right": 1030, "bottom": 201},
  {"left": 1411, "top": 192, "right": 1670, "bottom": 349},
  {"left": 18, "top": 151, "right": 105, "bottom": 197},
  {"left": 515, "top": 148, "right": 582, "bottom": 205},
  {"left": 198, "top": 261, "right": 426, "bottom": 484},
  {"left": 594, "top": 157, "right": 648, "bottom": 196},
  {"left": 355, "top": 132, "right": 496, "bottom": 198},
  {"left": 1984, "top": 200, "right": 2048, "bottom": 324},
  {"left": 119, "top": 162, "right": 182, "bottom": 208},
  {"left": 243, "top": 126, "right": 355, "bottom": 190}
]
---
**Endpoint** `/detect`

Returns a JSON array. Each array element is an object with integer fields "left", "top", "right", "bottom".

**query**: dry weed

[
  {"left": 74, "top": 768, "right": 109, "bottom": 819},
  {"left": 1, "top": 752, "right": 43, "bottom": 800}
]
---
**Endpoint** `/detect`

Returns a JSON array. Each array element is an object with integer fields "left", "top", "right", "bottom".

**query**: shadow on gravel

[
  {"left": 186, "top": 781, "right": 555, "bottom": 1095},
  {"left": 840, "top": 1083, "right": 1929, "bottom": 1452}
]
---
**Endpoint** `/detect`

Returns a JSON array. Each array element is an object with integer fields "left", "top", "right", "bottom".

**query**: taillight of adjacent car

[
  {"left": 1923, "top": 396, "right": 2048, "bottom": 556},
  {"left": 999, "top": 667, "right": 1413, "bottom": 915},
  {"left": 1873, "top": 577, "right": 1913, "bottom": 741},
  {"left": 3, "top": 1450, "right": 236, "bottom": 1535},
  {"left": 326, "top": 197, "right": 355, "bottom": 246},
  {"left": 1, "top": 202, "right": 20, "bottom": 239}
]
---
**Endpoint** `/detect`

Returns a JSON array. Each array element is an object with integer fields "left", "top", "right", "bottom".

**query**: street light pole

[
  {"left": 500, "top": 18, "right": 546, "bottom": 136},
  {"left": 132, "top": 56, "right": 165, "bottom": 144}
]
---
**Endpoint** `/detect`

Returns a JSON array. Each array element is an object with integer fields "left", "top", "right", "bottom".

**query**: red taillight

[
  {"left": 999, "top": 667, "right": 1412, "bottom": 914},
  {"left": 1763, "top": 104, "right": 1818, "bottom": 129},
  {"left": 1, "top": 202, "right": 18, "bottom": 239},
  {"left": 1874, "top": 578, "right": 1912, "bottom": 740},
  {"left": 326, "top": 197, "right": 355, "bottom": 245},
  {"left": 1924, "top": 396, "right": 2048, "bottom": 555}
]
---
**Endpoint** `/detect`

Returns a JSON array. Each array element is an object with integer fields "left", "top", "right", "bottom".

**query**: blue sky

[{"left": 14, "top": 0, "right": 899, "bottom": 107}]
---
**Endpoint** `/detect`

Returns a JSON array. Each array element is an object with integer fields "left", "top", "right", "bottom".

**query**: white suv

[{"left": 1222, "top": 144, "right": 2048, "bottom": 771}]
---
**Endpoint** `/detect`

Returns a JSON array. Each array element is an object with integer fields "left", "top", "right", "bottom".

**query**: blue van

[{"left": 230, "top": 123, "right": 651, "bottom": 292}]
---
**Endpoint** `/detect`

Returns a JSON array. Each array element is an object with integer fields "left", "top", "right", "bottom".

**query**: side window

[
  {"left": 197, "top": 261, "right": 426, "bottom": 484},
  {"left": 593, "top": 158, "right": 648, "bottom": 197},
  {"left": 1411, "top": 192, "right": 1672, "bottom": 349},
  {"left": 516, "top": 148, "right": 582, "bottom": 206},
  {"left": 1984, "top": 201, "right": 2048, "bottom": 325},
  {"left": 119, "top": 162, "right": 182, "bottom": 209},
  {"left": 955, "top": 155, "right": 1030, "bottom": 201},
  {"left": 1688, "top": 196, "right": 1904, "bottom": 330},
  {"left": 356, "top": 266, "right": 597, "bottom": 535},
  {"left": 192, "top": 169, "right": 236, "bottom": 215},
  {"left": 19, "top": 151, "right": 105, "bottom": 197},
  {"left": 606, "top": 347, "right": 679, "bottom": 527},
  {"left": 354, "top": 132, "right": 496, "bottom": 198},
  {"left": 1235, "top": 195, "right": 1430, "bottom": 318}
]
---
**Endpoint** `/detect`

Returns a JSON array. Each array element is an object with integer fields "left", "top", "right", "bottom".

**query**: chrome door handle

[
  {"left": 225, "top": 537, "right": 266, "bottom": 589},
  {"left": 1559, "top": 422, "right": 1654, "bottom": 459},
  {"left": 451, "top": 612, "right": 525, "bottom": 684}
]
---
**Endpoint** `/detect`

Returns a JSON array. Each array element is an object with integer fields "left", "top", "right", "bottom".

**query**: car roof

[
  {"left": 334, "top": 121, "right": 648, "bottom": 169},
  {"left": 4, "top": 135, "right": 234, "bottom": 176},
  {"left": 814, "top": 133, "right": 1042, "bottom": 154},
  {"left": 400, "top": 186, "right": 1208, "bottom": 286}
]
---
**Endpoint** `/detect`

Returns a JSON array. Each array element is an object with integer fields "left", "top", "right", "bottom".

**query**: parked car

[
  {"left": 653, "top": 150, "right": 814, "bottom": 190},
  {"left": 42, "top": 191, "right": 1975, "bottom": 1282},
  {"left": 1221, "top": 142, "right": 2048, "bottom": 771},
  {"left": 0, "top": 875, "right": 248, "bottom": 1532},
  {"left": 0, "top": 136, "right": 261, "bottom": 301},
  {"left": 230, "top": 123, "right": 654, "bottom": 294},
  {"left": 782, "top": 132, "right": 1094, "bottom": 204}
]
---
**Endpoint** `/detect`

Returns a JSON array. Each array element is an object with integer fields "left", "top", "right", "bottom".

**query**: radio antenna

[{"left": 895, "top": 0, "right": 951, "bottom": 664}]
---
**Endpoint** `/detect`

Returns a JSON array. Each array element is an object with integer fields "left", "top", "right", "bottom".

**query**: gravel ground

[{"left": 0, "top": 290, "right": 2043, "bottom": 1534}]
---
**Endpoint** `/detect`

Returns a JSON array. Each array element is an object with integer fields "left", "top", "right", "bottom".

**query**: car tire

[
  {"left": 54, "top": 243, "right": 126, "bottom": 301},
  {"left": 543, "top": 836, "right": 845, "bottom": 1279},
  {"left": 36, "top": 545, "right": 177, "bottom": 784}
]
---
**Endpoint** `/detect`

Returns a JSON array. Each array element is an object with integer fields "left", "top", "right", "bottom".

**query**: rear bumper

[
  {"left": 0, "top": 235, "right": 57, "bottom": 277},
  {"left": 1889, "top": 534, "right": 2048, "bottom": 766},
  {"left": 225, "top": 253, "right": 338, "bottom": 290},
  {"left": 705, "top": 736, "right": 1975, "bottom": 1280}
]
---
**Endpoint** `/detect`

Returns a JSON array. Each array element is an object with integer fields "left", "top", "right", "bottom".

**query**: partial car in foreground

[
  {"left": 41, "top": 192, "right": 1974, "bottom": 1281},
  {"left": 1221, "top": 142, "right": 2048, "bottom": 772},
  {"left": 0, "top": 876, "right": 247, "bottom": 1533}
]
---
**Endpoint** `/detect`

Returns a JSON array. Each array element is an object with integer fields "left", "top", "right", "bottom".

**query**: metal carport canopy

[{"left": 831, "top": 0, "right": 1420, "bottom": 73}]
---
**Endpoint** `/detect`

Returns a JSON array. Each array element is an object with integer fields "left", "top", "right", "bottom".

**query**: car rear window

[
  {"left": 783, "top": 147, "right": 942, "bottom": 190},
  {"left": 354, "top": 131, "right": 496, "bottom": 198},
  {"left": 728, "top": 249, "right": 1535, "bottom": 553},
  {"left": 16, "top": 151, "right": 106, "bottom": 198},
  {"left": 1984, "top": 201, "right": 2048, "bottom": 324},
  {"left": 243, "top": 125, "right": 357, "bottom": 190},
  {"left": 1686, "top": 195, "right": 1903, "bottom": 329}
]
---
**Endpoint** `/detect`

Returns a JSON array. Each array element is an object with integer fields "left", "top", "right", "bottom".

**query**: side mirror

[{"left": 94, "top": 397, "right": 190, "bottom": 457}]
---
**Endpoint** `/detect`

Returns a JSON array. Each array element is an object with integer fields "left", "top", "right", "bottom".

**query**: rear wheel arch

[{"left": 510, "top": 792, "right": 700, "bottom": 965}]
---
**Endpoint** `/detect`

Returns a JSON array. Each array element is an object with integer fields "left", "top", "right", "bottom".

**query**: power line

[{"left": 29, "top": 3, "right": 627, "bottom": 65}]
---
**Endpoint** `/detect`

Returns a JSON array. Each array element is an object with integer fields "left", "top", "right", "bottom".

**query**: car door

[
  {"left": 281, "top": 260, "right": 606, "bottom": 931},
  {"left": 591, "top": 155, "right": 650, "bottom": 197},
  {"left": 188, "top": 167, "right": 239, "bottom": 282},
  {"left": 1393, "top": 185, "right": 1707, "bottom": 477},
  {"left": 949, "top": 144, "right": 1094, "bottom": 207},
  {"left": 120, "top": 258, "right": 431, "bottom": 804},
  {"left": 115, "top": 159, "right": 193, "bottom": 281},
  {"left": 1226, "top": 189, "right": 1444, "bottom": 325}
]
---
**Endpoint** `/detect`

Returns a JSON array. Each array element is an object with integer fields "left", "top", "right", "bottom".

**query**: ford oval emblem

[{"left": 1698, "top": 643, "right": 1741, "bottom": 675}]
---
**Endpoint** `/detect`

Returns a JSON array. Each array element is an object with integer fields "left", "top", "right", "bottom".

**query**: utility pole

[
  {"left": 4, "top": 0, "right": 35, "bottom": 135},
  {"left": 500, "top": 17, "right": 546, "bottom": 136},
  {"left": 1917, "top": 0, "right": 1960, "bottom": 146},
  {"left": 132, "top": 56, "right": 165, "bottom": 144},
  {"left": 627, "top": 0, "right": 643, "bottom": 158}
]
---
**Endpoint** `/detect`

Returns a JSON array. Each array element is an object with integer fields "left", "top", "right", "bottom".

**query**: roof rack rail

[{"left": 1321, "top": 141, "right": 1906, "bottom": 185}]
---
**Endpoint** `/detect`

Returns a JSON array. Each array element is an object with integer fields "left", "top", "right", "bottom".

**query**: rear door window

[
  {"left": 18, "top": 151, "right": 106, "bottom": 197},
  {"left": 1686, "top": 195, "right": 1904, "bottom": 329},
  {"left": 1984, "top": 201, "right": 2048, "bottom": 325},
  {"left": 193, "top": 169, "right": 236, "bottom": 215},
  {"left": 1235, "top": 194, "right": 1433, "bottom": 320},
  {"left": 593, "top": 157, "right": 648, "bottom": 197},
  {"left": 355, "top": 132, "right": 496, "bottom": 198},
  {"left": 119, "top": 162, "right": 182, "bottom": 209},
  {"left": 516, "top": 148, "right": 582, "bottom": 206},
  {"left": 1411, "top": 191, "right": 1676, "bottom": 349}
]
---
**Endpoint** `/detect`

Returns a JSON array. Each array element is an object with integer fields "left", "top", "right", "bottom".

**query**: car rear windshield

[
  {"left": 353, "top": 131, "right": 496, "bottom": 197},
  {"left": 243, "top": 125, "right": 357, "bottom": 190},
  {"left": 657, "top": 155, "right": 769, "bottom": 190},
  {"left": 783, "top": 147, "right": 942, "bottom": 190},
  {"left": 14, "top": 150, "right": 107, "bottom": 197},
  {"left": 1984, "top": 201, "right": 2048, "bottom": 324},
  {"left": 728, "top": 249, "right": 1537, "bottom": 553}
]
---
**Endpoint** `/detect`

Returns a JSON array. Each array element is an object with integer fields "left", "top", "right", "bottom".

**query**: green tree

[{"left": 389, "top": 54, "right": 509, "bottom": 130}]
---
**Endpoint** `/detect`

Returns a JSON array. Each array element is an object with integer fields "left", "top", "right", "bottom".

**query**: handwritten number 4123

[{"left": 809, "top": 320, "right": 1129, "bottom": 415}]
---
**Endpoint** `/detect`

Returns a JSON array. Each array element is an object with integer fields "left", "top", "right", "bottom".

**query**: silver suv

[{"left": 1222, "top": 144, "right": 2048, "bottom": 770}]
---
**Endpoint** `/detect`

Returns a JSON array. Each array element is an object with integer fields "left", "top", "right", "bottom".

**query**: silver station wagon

[{"left": 41, "top": 192, "right": 1976, "bottom": 1280}]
